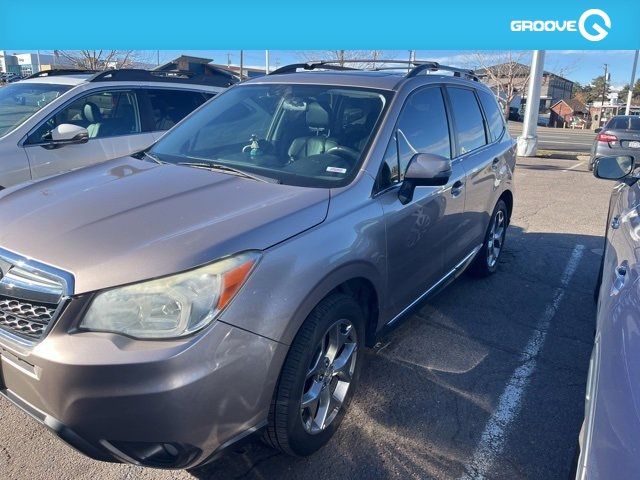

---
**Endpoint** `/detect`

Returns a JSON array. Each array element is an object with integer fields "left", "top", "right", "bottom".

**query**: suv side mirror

[
  {"left": 398, "top": 153, "right": 452, "bottom": 204},
  {"left": 594, "top": 127, "right": 603, "bottom": 134},
  {"left": 48, "top": 124, "right": 89, "bottom": 148},
  {"left": 594, "top": 155, "right": 634, "bottom": 180}
]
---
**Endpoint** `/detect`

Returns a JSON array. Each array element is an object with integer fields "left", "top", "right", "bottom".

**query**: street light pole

[
  {"left": 517, "top": 50, "right": 546, "bottom": 157},
  {"left": 625, "top": 50, "right": 639, "bottom": 116},
  {"left": 239, "top": 50, "right": 244, "bottom": 82},
  {"left": 598, "top": 63, "right": 609, "bottom": 127},
  {"left": 265, "top": 50, "right": 270, "bottom": 74}
]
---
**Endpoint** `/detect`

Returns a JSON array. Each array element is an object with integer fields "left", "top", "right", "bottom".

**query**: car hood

[{"left": 0, "top": 157, "right": 330, "bottom": 294}]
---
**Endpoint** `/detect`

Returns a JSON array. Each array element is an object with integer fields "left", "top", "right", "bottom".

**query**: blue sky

[
  {"left": 155, "top": 50, "right": 639, "bottom": 88},
  {"left": 16, "top": 50, "right": 639, "bottom": 89}
]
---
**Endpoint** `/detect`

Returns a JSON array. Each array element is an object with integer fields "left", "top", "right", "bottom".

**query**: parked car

[
  {"left": 588, "top": 115, "right": 640, "bottom": 171},
  {"left": 0, "top": 68, "right": 229, "bottom": 189},
  {"left": 576, "top": 153, "right": 640, "bottom": 479},
  {"left": 0, "top": 61, "right": 516, "bottom": 470}
]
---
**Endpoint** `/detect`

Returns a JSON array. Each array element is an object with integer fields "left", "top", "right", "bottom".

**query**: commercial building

[{"left": 0, "top": 51, "right": 56, "bottom": 76}]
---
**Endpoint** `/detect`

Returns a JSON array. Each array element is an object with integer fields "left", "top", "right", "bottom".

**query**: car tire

[
  {"left": 264, "top": 293, "right": 365, "bottom": 456},
  {"left": 468, "top": 199, "right": 509, "bottom": 278}
]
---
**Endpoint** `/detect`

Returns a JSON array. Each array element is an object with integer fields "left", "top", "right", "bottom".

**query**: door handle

[
  {"left": 451, "top": 180, "right": 464, "bottom": 197},
  {"left": 611, "top": 264, "right": 628, "bottom": 295},
  {"left": 491, "top": 158, "right": 500, "bottom": 171}
]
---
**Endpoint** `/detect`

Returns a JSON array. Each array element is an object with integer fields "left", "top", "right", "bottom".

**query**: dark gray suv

[{"left": 0, "top": 61, "right": 516, "bottom": 469}]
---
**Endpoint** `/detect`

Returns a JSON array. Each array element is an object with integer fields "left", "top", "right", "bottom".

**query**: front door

[
  {"left": 376, "top": 86, "right": 466, "bottom": 315},
  {"left": 22, "top": 89, "right": 155, "bottom": 179}
]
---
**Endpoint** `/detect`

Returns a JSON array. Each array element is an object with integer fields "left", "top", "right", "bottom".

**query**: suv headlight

[{"left": 80, "top": 252, "right": 259, "bottom": 339}]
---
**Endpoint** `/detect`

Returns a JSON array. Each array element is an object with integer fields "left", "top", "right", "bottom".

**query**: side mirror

[
  {"left": 49, "top": 124, "right": 89, "bottom": 147},
  {"left": 594, "top": 128, "right": 603, "bottom": 134},
  {"left": 399, "top": 153, "right": 452, "bottom": 204},
  {"left": 594, "top": 155, "right": 634, "bottom": 180}
]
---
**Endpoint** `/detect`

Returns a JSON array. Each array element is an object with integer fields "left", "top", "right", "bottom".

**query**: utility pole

[
  {"left": 517, "top": 50, "right": 546, "bottom": 157},
  {"left": 157, "top": 50, "right": 160, "bottom": 67},
  {"left": 265, "top": 50, "right": 270, "bottom": 74},
  {"left": 625, "top": 50, "right": 639, "bottom": 116},
  {"left": 227, "top": 52, "right": 232, "bottom": 67},
  {"left": 239, "top": 50, "right": 244, "bottom": 82},
  {"left": 36, "top": 50, "right": 41, "bottom": 72},
  {"left": 598, "top": 64, "right": 609, "bottom": 127},
  {"left": 339, "top": 50, "right": 345, "bottom": 67}
]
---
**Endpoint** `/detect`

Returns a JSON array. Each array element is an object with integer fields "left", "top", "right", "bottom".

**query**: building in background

[
  {"left": 0, "top": 51, "right": 55, "bottom": 76},
  {"left": 478, "top": 62, "right": 574, "bottom": 114},
  {"left": 550, "top": 98, "right": 589, "bottom": 128},
  {"left": 154, "top": 55, "right": 238, "bottom": 87}
]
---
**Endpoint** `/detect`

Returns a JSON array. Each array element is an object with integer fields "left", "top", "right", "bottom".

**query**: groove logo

[{"left": 510, "top": 9, "right": 611, "bottom": 42}]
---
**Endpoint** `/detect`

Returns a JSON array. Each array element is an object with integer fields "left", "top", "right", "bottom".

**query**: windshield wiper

[
  {"left": 143, "top": 151, "right": 164, "bottom": 164},
  {"left": 177, "top": 161, "right": 280, "bottom": 184}
]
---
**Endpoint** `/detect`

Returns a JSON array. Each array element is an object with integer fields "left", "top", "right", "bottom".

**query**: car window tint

[
  {"left": 478, "top": 90, "right": 505, "bottom": 141},
  {"left": 27, "top": 90, "right": 141, "bottom": 143},
  {"left": 447, "top": 87, "right": 487, "bottom": 155},
  {"left": 607, "top": 116, "right": 640, "bottom": 131},
  {"left": 145, "top": 89, "right": 210, "bottom": 132},
  {"left": 396, "top": 87, "right": 451, "bottom": 179}
]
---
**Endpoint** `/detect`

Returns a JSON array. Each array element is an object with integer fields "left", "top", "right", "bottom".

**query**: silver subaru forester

[{"left": 0, "top": 60, "right": 515, "bottom": 469}]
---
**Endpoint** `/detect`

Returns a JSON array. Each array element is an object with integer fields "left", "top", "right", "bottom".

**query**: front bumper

[{"left": 0, "top": 297, "right": 287, "bottom": 469}]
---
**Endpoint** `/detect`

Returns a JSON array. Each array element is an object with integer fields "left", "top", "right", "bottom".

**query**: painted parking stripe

[{"left": 459, "top": 244, "right": 585, "bottom": 480}]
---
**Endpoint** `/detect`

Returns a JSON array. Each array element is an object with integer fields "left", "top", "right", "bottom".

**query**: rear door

[
  {"left": 141, "top": 88, "right": 214, "bottom": 141},
  {"left": 444, "top": 86, "right": 495, "bottom": 266},
  {"left": 376, "top": 86, "right": 466, "bottom": 314},
  {"left": 23, "top": 88, "right": 155, "bottom": 179}
]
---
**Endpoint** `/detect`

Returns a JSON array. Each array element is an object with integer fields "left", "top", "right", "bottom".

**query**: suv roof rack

[
  {"left": 88, "top": 69, "right": 236, "bottom": 87},
  {"left": 25, "top": 69, "right": 99, "bottom": 79},
  {"left": 270, "top": 59, "right": 478, "bottom": 81}
]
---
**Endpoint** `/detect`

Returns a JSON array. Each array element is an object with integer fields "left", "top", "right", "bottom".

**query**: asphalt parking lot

[
  {"left": 0, "top": 154, "right": 613, "bottom": 480},
  {"left": 507, "top": 122, "right": 596, "bottom": 153}
]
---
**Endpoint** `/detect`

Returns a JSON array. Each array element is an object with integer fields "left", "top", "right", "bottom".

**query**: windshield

[
  {"left": 150, "top": 84, "right": 390, "bottom": 187},
  {"left": 0, "top": 82, "right": 72, "bottom": 137}
]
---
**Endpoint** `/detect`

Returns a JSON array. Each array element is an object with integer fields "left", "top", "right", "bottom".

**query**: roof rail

[
  {"left": 269, "top": 59, "right": 478, "bottom": 81},
  {"left": 25, "top": 69, "right": 99, "bottom": 79},
  {"left": 269, "top": 62, "right": 358, "bottom": 75},
  {"left": 89, "top": 68, "right": 236, "bottom": 87}
]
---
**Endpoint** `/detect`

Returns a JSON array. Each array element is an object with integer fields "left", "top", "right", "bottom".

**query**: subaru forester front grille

[
  {"left": 0, "top": 250, "right": 73, "bottom": 343},
  {"left": 0, "top": 296, "right": 58, "bottom": 339}
]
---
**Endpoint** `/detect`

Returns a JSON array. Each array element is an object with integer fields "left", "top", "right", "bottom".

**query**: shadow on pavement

[{"left": 189, "top": 226, "right": 600, "bottom": 480}]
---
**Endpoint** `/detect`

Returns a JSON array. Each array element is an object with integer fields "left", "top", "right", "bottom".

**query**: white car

[{"left": 0, "top": 69, "right": 227, "bottom": 189}]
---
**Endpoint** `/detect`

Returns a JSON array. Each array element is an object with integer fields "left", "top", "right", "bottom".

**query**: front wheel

[
  {"left": 264, "top": 293, "right": 364, "bottom": 456},
  {"left": 468, "top": 199, "right": 509, "bottom": 277}
]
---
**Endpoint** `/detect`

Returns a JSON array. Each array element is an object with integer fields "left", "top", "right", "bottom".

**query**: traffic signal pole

[{"left": 517, "top": 50, "right": 546, "bottom": 157}]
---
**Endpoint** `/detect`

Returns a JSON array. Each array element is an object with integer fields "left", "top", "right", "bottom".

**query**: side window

[
  {"left": 27, "top": 90, "right": 141, "bottom": 144},
  {"left": 144, "top": 89, "right": 210, "bottom": 132},
  {"left": 396, "top": 87, "right": 451, "bottom": 178},
  {"left": 478, "top": 90, "right": 505, "bottom": 142},
  {"left": 447, "top": 87, "right": 487, "bottom": 155}
]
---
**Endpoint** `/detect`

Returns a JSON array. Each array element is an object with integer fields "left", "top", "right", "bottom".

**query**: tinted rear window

[
  {"left": 606, "top": 117, "right": 640, "bottom": 131},
  {"left": 478, "top": 90, "right": 505, "bottom": 141},
  {"left": 145, "top": 89, "right": 210, "bottom": 132},
  {"left": 447, "top": 87, "right": 487, "bottom": 154}
]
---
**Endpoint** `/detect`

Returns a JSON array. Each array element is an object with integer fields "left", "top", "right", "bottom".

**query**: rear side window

[
  {"left": 396, "top": 87, "right": 451, "bottom": 178},
  {"left": 478, "top": 90, "right": 505, "bottom": 141},
  {"left": 447, "top": 87, "right": 487, "bottom": 155},
  {"left": 144, "top": 89, "right": 210, "bottom": 132}
]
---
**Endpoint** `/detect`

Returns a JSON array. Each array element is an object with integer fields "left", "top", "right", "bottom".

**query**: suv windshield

[
  {"left": 150, "top": 84, "right": 390, "bottom": 187},
  {"left": 0, "top": 82, "right": 72, "bottom": 137}
]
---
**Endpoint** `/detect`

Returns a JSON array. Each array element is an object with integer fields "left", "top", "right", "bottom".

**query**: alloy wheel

[
  {"left": 300, "top": 318, "right": 358, "bottom": 434},
  {"left": 487, "top": 209, "right": 506, "bottom": 268}
]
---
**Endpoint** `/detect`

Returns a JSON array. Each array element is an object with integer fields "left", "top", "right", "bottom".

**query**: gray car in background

[
  {"left": 589, "top": 115, "right": 640, "bottom": 171},
  {"left": 577, "top": 152, "right": 640, "bottom": 479},
  {"left": 0, "top": 60, "right": 515, "bottom": 470}
]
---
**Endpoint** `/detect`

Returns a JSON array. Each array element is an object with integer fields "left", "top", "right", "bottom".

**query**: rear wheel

[
  {"left": 264, "top": 293, "right": 364, "bottom": 456},
  {"left": 468, "top": 199, "right": 509, "bottom": 277}
]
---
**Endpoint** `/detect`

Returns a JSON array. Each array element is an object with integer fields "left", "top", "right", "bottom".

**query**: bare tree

[
  {"left": 299, "top": 50, "right": 384, "bottom": 69},
  {"left": 469, "top": 51, "right": 532, "bottom": 119},
  {"left": 56, "top": 50, "right": 144, "bottom": 70}
]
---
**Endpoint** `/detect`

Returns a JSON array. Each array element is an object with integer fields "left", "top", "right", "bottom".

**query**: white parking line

[
  {"left": 564, "top": 161, "right": 585, "bottom": 171},
  {"left": 459, "top": 244, "right": 585, "bottom": 480}
]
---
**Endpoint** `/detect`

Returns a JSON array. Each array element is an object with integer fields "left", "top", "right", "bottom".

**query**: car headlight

[{"left": 80, "top": 251, "right": 260, "bottom": 339}]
